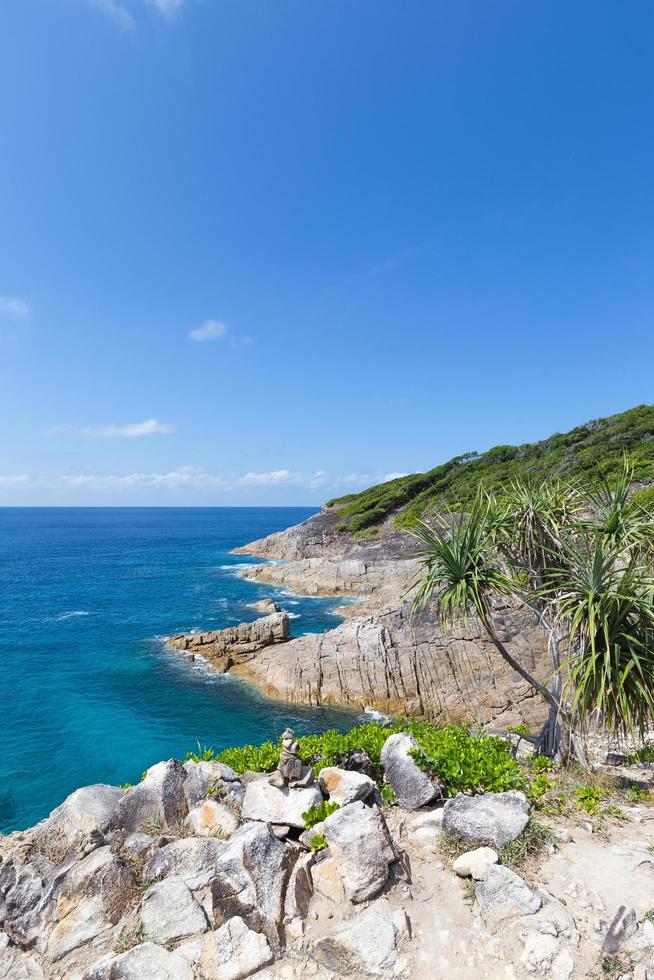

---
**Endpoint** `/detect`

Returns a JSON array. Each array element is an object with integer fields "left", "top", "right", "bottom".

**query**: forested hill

[{"left": 327, "top": 404, "right": 654, "bottom": 533}]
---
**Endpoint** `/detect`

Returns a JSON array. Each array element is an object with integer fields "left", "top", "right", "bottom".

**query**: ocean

[{"left": 0, "top": 507, "right": 359, "bottom": 833}]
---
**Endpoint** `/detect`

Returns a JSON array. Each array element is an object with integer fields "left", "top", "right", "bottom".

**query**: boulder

[
  {"left": 144, "top": 837, "right": 227, "bottom": 891},
  {"left": 452, "top": 846, "right": 498, "bottom": 880},
  {"left": 0, "top": 851, "right": 55, "bottom": 948},
  {"left": 185, "top": 801, "right": 239, "bottom": 838},
  {"left": 53, "top": 846, "right": 135, "bottom": 926},
  {"left": 443, "top": 791, "right": 530, "bottom": 847},
  {"left": 284, "top": 852, "right": 315, "bottom": 920},
  {"left": 210, "top": 823, "right": 291, "bottom": 949},
  {"left": 42, "top": 784, "right": 124, "bottom": 859},
  {"left": 241, "top": 777, "right": 322, "bottom": 829},
  {"left": 311, "top": 908, "right": 398, "bottom": 976},
  {"left": 337, "top": 748, "right": 377, "bottom": 780},
  {"left": 511, "top": 897, "right": 579, "bottom": 979},
  {"left": 380, "top": 733, "right": 441, "bottom": 810},
  {"left": 137, "top": 877, "right": 208, "bottom": 945},
  {"left": 322, "top": 801, "right": 395, "bottom": 903},
  {"left": 475, "top": 865, "right": 542, "bottom": 922},
  {"left": 84, "top": 941, "right": 194, "bottom": 979},
  {"left": 311, "top": 857, "right": 345, "bottom": 903},
  {"left": 113, "top": 760, "right": 188, "bottom": 833},
  {"left": 602, "top": 906, "right": 638, "bottom": 953},
  {"left": 318, "top": 767, "right": 375, "bottom": 805},
  {"left": 200, "top": 915, "right": 274, "bottom": 980},
  {"left": 182, "top": 760, "right": 240, "bottom": 810},
  {"left": 46, "top": 897, "right": 114, "bottom": 963}
]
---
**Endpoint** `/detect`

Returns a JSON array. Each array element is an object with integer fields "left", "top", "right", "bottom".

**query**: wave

[
  {"left": 287, "top": 612, "right": 301, "bottom": 620},
  {"left": 361, "top": 706, "right": 391, "bottom": 723},
  {"left": 54, "top": 611, "right": 92, "bottom": 622}
]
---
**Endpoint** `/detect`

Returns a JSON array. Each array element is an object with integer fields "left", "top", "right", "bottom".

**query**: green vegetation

[
  {"left": 310, "top": 833, "right": 328, "bottom": 852},
  {"left": 408, "top": 725, "right": 525, "bottom": 795},
  {"left": 409, "top": 460, "right": 654, "bottom": 758},
  {"left": 380, "top": 783, "right": 398, "bottom": 806},
  {"left": 302, "top": 800, "right": 341, "bottom": 828},
  {"left": 184, "top": 741, "right": 217, "bottom": 763},
  {"left": 326, "top": 404, "right": 654, "bottom": 532}
]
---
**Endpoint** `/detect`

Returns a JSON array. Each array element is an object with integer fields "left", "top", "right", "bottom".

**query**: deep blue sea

[{"left": 0, "top": 508, "right": 359, "bottom": 833}]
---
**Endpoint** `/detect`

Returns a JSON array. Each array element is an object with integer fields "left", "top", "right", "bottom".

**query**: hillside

[{"left": 327, "top": 403, "right": 654, "bottom": 532}]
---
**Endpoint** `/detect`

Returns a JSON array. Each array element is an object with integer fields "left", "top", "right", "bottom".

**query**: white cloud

[
  {"left": 0, "top": 296, "right": 31, "bottom": 318},
  {"left": 0, "top": 474, "right": 32, "bottom": 486},
  {"left": 42, "top": 418, "right": 173, "bottom": 439},
  {"left": 144, "top": 0, "right": 183, "bottom": 17},
  {"left": 88, "top": 0, "right": 136, "bottom": 31},
  {"left": 189, "top": 319, "right": 228, "bottom": 343}
]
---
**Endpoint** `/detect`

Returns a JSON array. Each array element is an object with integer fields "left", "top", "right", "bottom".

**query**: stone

[
  {"left": 318, "top": 767, "right": 375, "bottom": 805},
  {"left": 144, "top": 837, "right": 227, "bottom": 890},
  {"left": 475, "top": 865, "right": 542, "bottom": 922},
  {"left": 137, "top": 876, "right": 208, "bottom": 945},
  {"left": 380, "top": 733, "right": 442, "bottom": 810},
  {"left": 269, "top": 727, "right": 315, "bottom": 789},
  {"left": 284, "top": 852, "right": 315, "bottom": 920},
  {"left": 185, "top": 800, "right": 239, "bottom": 838},
  {"left": 42, "top": 784, "right": 124, "bottom": 860},
  {"left": 443, "top": 791, "right": 530, "bottom": 847},
  {"left": 311, "top": 857, "right": 346, "bottom": 903},
  {"left": 84, "top": 941, "right": 194, "bottom": 979},
  {"left": 210, "top": 822, "right": 291, "bottom": 949},
  {"left": 337, "top": 748, "right": 376, "bottom": 779},
  {"left": 168, "top": 612, "right": 290, "bottom": 671},
  {"left": 113, "top": 760, "right": 188, "bottom": 833},
  {"left": 250, "top": 599, "right": 281, "bottom": 614},
  {"left": 183, "top": 760, "right": 239, "bottom": 809},
  {"left": 241, "top": 776, "right": 322, "bottom": 829},
  {"left": 452, "top": 846, "right": 499, "bottom": 880},
  {"left": 311, "top": 908, "right": 398, "bottom": 976},
  {"left": 200, "top": 915, "right": 274, "bottom": 980},
  {"left": 121, "top": 833, "right": 160, "bottom": 861},
  {"left": 603, "top": 906, "right": 638, "bottom": 953},
  {"left": 322, "top": 801, "right": 395, "bottom": 903},
  {"left": 46, "top": 898, "right": 114, "bottom": 962}
]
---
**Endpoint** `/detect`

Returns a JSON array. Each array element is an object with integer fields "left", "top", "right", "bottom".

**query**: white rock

[
  {"left": 185, "top": 800, "right": 239, "bottom": 838},
  {"left": 452, "top": 846, "right": 498, "bottom": 880},
  {"left": 322, "top": 801, "right": 395, "bottom": 903},
  {"left": 443, "top": 791, "right": 530, "bottom": 848},
  {"left": 200, "top": 915, "right": 274, "bottom": 980},
  {"left": 312, "top": 908, "right": 398, "bottom": 976},
  {"left": 241, "top": 777, "right": 323, "bottom": 829},
  {"left": 84, "top": 941, "right": 194, "bottom": 979},
  {"left": 138, "top": 876, "right": 208, "bottom": 944},
  {"left": 144, "top": 836, "right": 227, "bottom": 890},
  {"left": 318, "top": 767, "right": 375, "bottom": 805},
  {"left": 475, "top": 865, "right": 542, "bottom": 922},
  {"left": 114, "top": 760, "right": 188, "bottom": 833},
  {"left": 43, "top": 784, "right": 124, "bottom": 859},
  {"left": 311, "top": 857, "right": 346, "bottom": 903}
]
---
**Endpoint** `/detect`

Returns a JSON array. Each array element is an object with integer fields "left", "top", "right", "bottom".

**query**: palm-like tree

[{"left": 409, "top": 461, "right": 654, "bottom": 759}]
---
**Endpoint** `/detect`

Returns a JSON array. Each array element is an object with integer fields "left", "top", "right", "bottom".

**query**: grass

[
  {"left": 437, "top": 818, "right": 555, "bottom": 876},
  {"left": 325, "top": 404, "right": 654, "bottom": 531},
  {"left": 114, "top": 922, "right": 148, "bottom": 954}
]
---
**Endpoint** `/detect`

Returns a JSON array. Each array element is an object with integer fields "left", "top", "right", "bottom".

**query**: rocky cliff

[{"left": 231, "top": 509, "right": 551, "bottom": 729}]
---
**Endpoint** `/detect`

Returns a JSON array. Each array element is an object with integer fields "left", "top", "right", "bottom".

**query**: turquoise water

[{"left": 0, "top": 508, "right": 359, "bottom": 833}]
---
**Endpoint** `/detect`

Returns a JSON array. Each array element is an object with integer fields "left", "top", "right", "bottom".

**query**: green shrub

[
  {"left": 216, "top": 740, "right": 280, "bottom": 774},
  {"left": 407, "top": 724, "right": 526, "bottom": 795},
  {"left": 632, "top": 484, "right": 654, "bottom": 511},
  {"left": 302, "top": 801, "right": 340, "bottom": 828},
  {"left": 310, "top": 833, "right": 328, "bottom": 852},
  {"left": 576, "top": 785, "right": 603, "bottom": 815},
  {"left": 185, "top": 741, "right": 217, "bottom": 763},
  {"left": 381, "top": 783, "right": 398, "bottom": 806}
]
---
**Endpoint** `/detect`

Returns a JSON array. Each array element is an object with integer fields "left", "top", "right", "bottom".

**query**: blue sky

[{"left": 1, "top": 1, "right": 653, "bottom": 505}]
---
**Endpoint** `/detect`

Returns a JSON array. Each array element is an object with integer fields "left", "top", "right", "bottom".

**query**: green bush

[
  {"left": 301, "top": 800, "right": 340, "bottom": 828},
  {"left": 407, "top": 724, "right": 526, "bottom": 795},
  {"left": 216, "top": 740, "right": 280, "bottom": 774},
  {"left": 632, "top": 484, "right": 654, "bottom": 511},
  {"left": 310, "top": 833, "right": 328, "bottom": 852}
]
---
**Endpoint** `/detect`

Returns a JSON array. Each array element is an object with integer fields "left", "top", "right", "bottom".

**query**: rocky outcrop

[
  {"left": 168, "top": 612, "right": 290, "bottom": 672},
  {"left": 443, "top": 791, "right": 530, "bottom": 848},
  {"left": 380, "top": 732, "right": 443, "bottom": 809}
]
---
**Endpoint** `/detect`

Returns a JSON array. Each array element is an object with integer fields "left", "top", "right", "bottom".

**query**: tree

[{"left": 408, "top": 462, "right": 654, "bottom": 760}]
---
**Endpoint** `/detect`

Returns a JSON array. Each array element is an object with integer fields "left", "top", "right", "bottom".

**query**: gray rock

[
  {"left": 42, "top": 784, "right": 124, "bottom": 860},
  {"left": 380, "top": 733, "right": 441, "bottom": 810},
  {"left": 84, "top": 941, "right": 194, "bottom": 979},
  {"left": 46, "top": 898, "right": 114, "bottom": 962},
  {"left": 144, "top": 836, "right": 227, "bottom": 890},
  {"left": 0, "top": 851, "right": 55, "bottom": 948},
  {"left": 603, "top": 906, "right": 638, "bottom": 953},
  {"left": 114, "top": 760, "right": 188, "bottom": 833},
  {"left": 443, "top": 791, "right": 530, "bottom": 847},
  {"left": 185, "top": 800, "right": 239, "bottom": 838},
  {"left": 121, "top": 833, "right": 161, "bottom": 861},
  {"left": 318, "top": 767, "right": 375, "bottom": 805},
  {"left": 200, "top": 915, "right": 274, "bottom": 980},
  {"left": 183, "top": 760, "right": 239, "bottom": 809},
  {"left": 284, "top": 852, "right": 315, "bottom": 920},
  {"left": 475, "top": 865, "right": 542, "bottom": 922},
  {"left": 311, "top": 908, "right": 398, "bottom": 976},
  {"left": 210, "top": 822, "right": 291, "bottom": 949},
  {"left": 452, "top": 846, "right": 498, "bottom": 880},
  {"left": 322, "top": 801, "right": 395, "bottom": 903},
  {"left": 241, "top": 777, "right": 322, "bottom": 828},
  {"left": 137, "top": 876, "right": 208, "bottom": 944}
]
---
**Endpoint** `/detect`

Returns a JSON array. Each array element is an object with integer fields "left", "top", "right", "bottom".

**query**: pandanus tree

[{"left": 408, "top": 461, "right": 654, "bottom": 761}]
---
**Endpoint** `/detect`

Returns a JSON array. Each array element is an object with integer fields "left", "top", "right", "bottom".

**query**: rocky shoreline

[{"left": 176, "top": 507, "right": 552, "bottom": 729}]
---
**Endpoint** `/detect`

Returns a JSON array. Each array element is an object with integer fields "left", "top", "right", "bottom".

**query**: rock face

[
  {"left": 85, "top": 941, "right": 194, "bottom": 980},
  {"left": 200, "top": 915, "right": 274, "bottom": 980},
  {"left": 114, "top": 759, "right": 188, "bottom": 833},
  {"left": 318, "top": 767, "right": 375, "bottom": 805},
  {"left": 231, "top": 509, "right": 551, "bottom": 727},
  {"left": 168, "top": 613, "right": 290, "bottom": 672},
  {"left": 443, "top": 791, "right": 530, "bottom": 848},
  {"left": 144, "top": 837, "right": 227, "bottom": 891},
  {"left": 185, "top": 800, "right": 239, "bottom": 838},
  {"left": 475, "top": 865, "right": 542, "bottom": 922},
  {"left": 311, "top": 908, "right": 399, "bottom": 976},
  {"left": 210, "top": 823, "right": 291, "bottom": 948},
  {"left": 137, "top": 877, "right": 208, "bottom": 944},
  {"left": 42, "top": 784, "right": 124, "bottom": 860},
  {"left": 322, "top": 802, "right": 396, "bottom": 903},
  {"left": 380, "top": 733, "right": 442, "bottom": 809}
]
